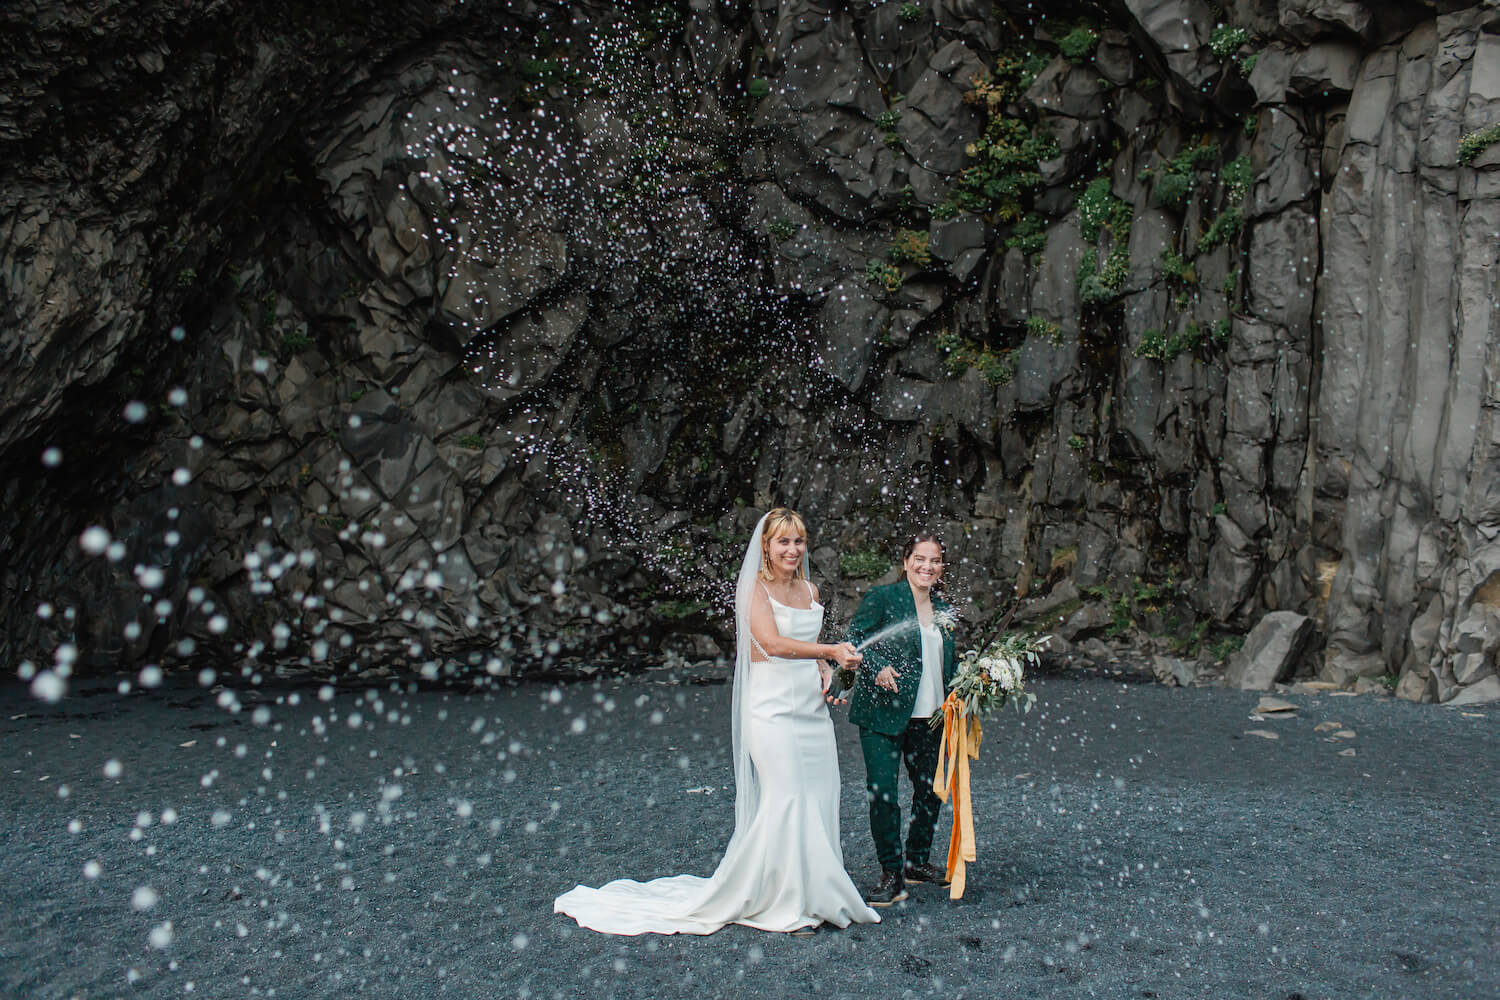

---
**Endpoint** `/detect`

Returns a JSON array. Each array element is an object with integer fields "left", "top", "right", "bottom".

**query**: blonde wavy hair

[{"left": 758, "top": 507, "right": 808, "bottom": 583}]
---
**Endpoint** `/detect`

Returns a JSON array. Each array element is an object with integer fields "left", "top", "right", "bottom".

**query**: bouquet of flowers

[
  {"left": 930, "top": 617, "right": 1045, "bottom": 900},
  {"left": 935, "top": 628, "right": 1043, "bottom": 725}
]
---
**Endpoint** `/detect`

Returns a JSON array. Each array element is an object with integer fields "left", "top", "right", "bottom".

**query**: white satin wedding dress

[{"left": 554, "top": 517, "right": 879, "bottom": 935}]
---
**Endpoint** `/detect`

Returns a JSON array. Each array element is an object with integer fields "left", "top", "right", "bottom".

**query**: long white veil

[{"left": 728, "top": 512, "right": 809, "bottom": 839}]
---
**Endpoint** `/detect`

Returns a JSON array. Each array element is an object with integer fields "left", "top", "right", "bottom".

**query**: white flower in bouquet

[{"left": 995, "top": 657, "right": 1020, "bottom": 691}]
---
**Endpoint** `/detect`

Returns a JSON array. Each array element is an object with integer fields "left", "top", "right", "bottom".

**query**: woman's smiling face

[
  {"left": 764, "top": 527, "right": 806, "bottom": 578},
  {"left": 904, "top": 540, "right": 944, "bottom": 590}
]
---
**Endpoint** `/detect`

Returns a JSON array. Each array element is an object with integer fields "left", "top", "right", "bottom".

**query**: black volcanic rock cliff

[{"left": 2, "top": 0, "right": 1498, "bottom": 704}]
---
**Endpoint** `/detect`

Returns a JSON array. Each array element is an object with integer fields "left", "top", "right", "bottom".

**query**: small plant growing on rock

[
  {"left": 1211, "top": 317, "right": 1232, "bottom": 344},
  {"left": 955, "top": 70, "right": 1059, "bottom": 216},
  {"left": 1221, "top": 155, "right": 1254, "bottom": 198},
  {"left": 1067, "top": 434, "right": 1087, "bottom": 451},
  {"left": 279, "top": 328, "right": 313, "bottom": 357},
  {"left": 1209, "top": 634, "right": 1244, "bottom": 661},
  {"left": 875, "top": 107, "right": 902, "bottom": 133},
  {"left": 931, "top": 200, "right": 960, "bottom": 220},
  {"left": 1135, "top": 322, "right": 1206, "bottom": 361},
  {"left": 898, "top": 2, "right": 924, "bottom": 24},
  {"left": 976, "top": 349, "right": 1018, "bottom": 385},
  {"left": 936, "top": 329, "right": 1016, "bottom": 385},
  {"left": 175, "top": 267, "right": 197, "bottom": 287},
  {"left": 1153, "top": 171, "right": 1193, "bottom": 210},
  {"left": 1006, "top": 213, "right": 1049, "bottom": 255},
  {"left": 457, "top": 433, "right": 486, "bottom": 450},
  {"left": 1134, "top": 328, "right": 1168, "bottom": 360},
  {"left": 1238, "top": 52, "right": 1259, "bottom": 76},
  {"left": 1196, "top": 206, "right": 1244, "bottom": 253},
  {"left": 887, "top": 229, "right": 932, "bottom": 267},
  {"left": 840, "top": 548, "right": 890, "bottom": 579},
  {"left": 1209, "top": 25, "right": 1250, "bottom": 59},
  {"left": 1077, "top": 249, "right": 1130, "bottom": 307},
  {"left": 1161, "top": 248, "right": 1196, "bottom": 284},
  {"left": 1141, "top": 140, "right": 1220, "bottom": 210},
  {"left": 746, "top": 77, "right": 771, "bottom": 99},
  {"left": 865, "top": 258, "right": 904, "bottom": 292},
  {"left": 769, "top": 218, "right": 797, "bottom": 242},
  {"left": 1458, "top": 123, "right": 1500, "bottom": 165},
  {"left": 1027, "top": 315, "right": 1062, "bottom": 343},
  {"left": 1077, "top": 176, "right": 1132, "bottom": 242},
  {"left": 1057, "top": 25, "right": 1100, "bottom": 63}
]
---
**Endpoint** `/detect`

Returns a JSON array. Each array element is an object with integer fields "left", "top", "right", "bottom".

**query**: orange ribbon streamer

[{"left": 932, "top": 691, "right": 982, "bottom": 899}]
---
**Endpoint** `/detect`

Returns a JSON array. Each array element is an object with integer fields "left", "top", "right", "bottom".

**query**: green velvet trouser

[{"left": 859, "top": 717, "right": 944, "bottom": 873}]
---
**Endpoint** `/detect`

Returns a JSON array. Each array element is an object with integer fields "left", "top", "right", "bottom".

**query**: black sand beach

[{"left": 2, "top": 670, "right": 1495, "bottom": 999}]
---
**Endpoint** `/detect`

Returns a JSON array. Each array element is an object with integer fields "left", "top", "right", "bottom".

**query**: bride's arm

[{"left": 748, "top": 586, "right": 860, "bottom": 667}]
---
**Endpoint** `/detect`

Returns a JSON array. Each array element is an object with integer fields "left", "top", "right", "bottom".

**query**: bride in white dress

[{"left": 554, "top": 507, "right": 880, "bottom": 935}]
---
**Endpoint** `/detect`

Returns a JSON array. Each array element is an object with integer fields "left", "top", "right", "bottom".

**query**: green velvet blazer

[{"left": 846, "top": 580, "right": 958, "bottom": 737}]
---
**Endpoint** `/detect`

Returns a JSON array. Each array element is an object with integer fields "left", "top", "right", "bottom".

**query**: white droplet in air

[
  {"left": 83, "top": 860, "right": 102, "bottom": 879},
  {"left": 41, "top": 447, "right": 62, "bottom": 467},
  {"left": 106, "top": 541, "right": 126, "bottom": 562},
  {"left": 170, "top": 326, "right": 186, "bottom": 342},
  {"left": 79, "top": 526, "right": 111, "bottom": 555},
  {"left": 148, "top": 922, "right": 174, "bottom": 949},
  {"left": 131, "top": 886, "right": 159, "bottom": 911},
  {"left": 168, "top": 388, "right": 188, "bottom": 407},
  {"left": 511, "top": 933, "right": 529, "bottom": 951},
  {"left": 211, "top": 810, "right": 232, "bottom": 828},
  {"left": 31, "top": 671, "right": 66, "bottom": 702},
  {"left": 123, "top": 401, "right": 148, "bottom": 423},
  {"left": 103, "top": 759, "right": 122, "bottom": 778},
  {"left": 198, "top": 668, "right": 216, "bottom": 687},
  {"left": 172, "top": 468, "right": 191, "bottom": 486},
  {"left": 135, "top": 566, "right": 165, "bottom": 590}
]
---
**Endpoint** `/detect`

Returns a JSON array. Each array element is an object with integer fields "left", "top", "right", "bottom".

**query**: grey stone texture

[
  {"left": 0, "top": 1, "right": 1497, "bottom": 703},
  {"left": 1227, "top": 611, "right": 1318, "bottom": 689}
]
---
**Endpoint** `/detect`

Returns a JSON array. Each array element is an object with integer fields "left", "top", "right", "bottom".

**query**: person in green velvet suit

[{"left": 845, "top": 532, "right": 957, "bottom": 905}]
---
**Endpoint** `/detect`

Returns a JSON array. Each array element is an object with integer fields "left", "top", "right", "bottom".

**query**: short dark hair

[{"left": 902, "top": 531, "right": 945, "bottom": 562}]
